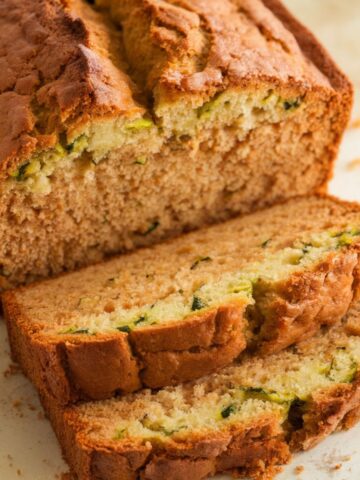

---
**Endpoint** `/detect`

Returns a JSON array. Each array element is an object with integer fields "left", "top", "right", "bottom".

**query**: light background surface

[{"left": 1, "top": 1, "right": 360, "bottom": 479}]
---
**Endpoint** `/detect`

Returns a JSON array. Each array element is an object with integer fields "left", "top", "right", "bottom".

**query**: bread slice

[
  {"left": 4, "top": 195, "right": 360, "bottom": 404},
  {"left": 0, "top": 0, "right": 352, "bottom": 289},
  {"left": 38, "top": 313, "right": 360, "bottom": 480}
]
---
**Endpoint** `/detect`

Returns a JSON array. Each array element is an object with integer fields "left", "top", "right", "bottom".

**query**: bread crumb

[
  {"left": 12, "top": 399, "right": 24, "bottom": 417},
  {"left": 350, "top": 118, "right": 360, "bottom": 129},
  {"left": 3, "top": 363, "right": 21, "bottom": 378},
  {"left": 294, "top": 465, "right": 304, "bottom": 475},
  {"left": 346, "top": 158, "right": 360, "bottom": 171},
  {"left": 17, "top": 469, "right": 22, "bottom": 476},
  {"left": 315, "top": 450, "right": 354, "bottom": 473},
  {"left": 7, "top": 454, "right": 13, "bottom": 468}
]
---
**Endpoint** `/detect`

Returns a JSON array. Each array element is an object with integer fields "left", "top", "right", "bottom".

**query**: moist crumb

[{"left": 294, "top": 465, "right": 304, "bottom": 475}]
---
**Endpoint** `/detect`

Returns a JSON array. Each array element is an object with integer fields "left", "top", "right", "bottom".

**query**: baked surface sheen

[
  {"left": 41, "top": 313, "right": 360, "bottom": 480},
  {"left": 4, "top": 195, "right": 360, "bottom": 404},
  {"left": 0, "top": 0, "right": 352, "bottom": 288}
]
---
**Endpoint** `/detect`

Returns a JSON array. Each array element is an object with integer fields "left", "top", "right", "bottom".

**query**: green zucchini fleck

[
  {"left": 140, "top": 221, "right": 160, "bottom": 236},
  {"left": 134, "top": 156, "right": 147, "bottom": 165},
  {"left": 327, "top": 348, "right": 358, "bottom": 383},
  {"left": 221, "top": 404, "right": 237, "bottom": 419},
  {"left": 191, "top": 296, "right": 207, "bottom": 311},
  {"left": 11, "top": 162, "right": 30, "bottom": 181},
  {"left": 336, "top": 230, "right": 360, "bottom": 248},
  {"left": 261, "top": 239, "right": 271, "bottom": 248},
  {"left": 117, "top": 325, "right": 132, "bottom": 334},
  {"left": 283, "top": 99, "right": 301, "bottom": 111},
  {"left": 240, "top": 387, "right": 295, "bottom": 404},
  {"left": 125, "top": 118, "right": 154, "bottom": 131},
  {"left": 113, "top": 428, "right": 126, "bottom": 440},
  {"left": 61, "top": 327, "right": 90, "bottom": 335},
  {"left": 135, "top": 315, "right": 147, "bottom": 326},
  {"left": 301, "top": 243, "right": 312, "bottom": 254},
  {"left": 190, "top": 256, "right": 212, "bottom": 270}
]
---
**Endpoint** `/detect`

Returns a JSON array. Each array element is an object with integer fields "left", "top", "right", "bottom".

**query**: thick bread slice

[
  {"left": 0, "top": 0, "right": 352, "bottom": 289},
  {"left": 39, "top": 314, "right": 360, "bottom": 480},
  {"left": 4, "top": 195, "right": 360, "bottom": 404}
]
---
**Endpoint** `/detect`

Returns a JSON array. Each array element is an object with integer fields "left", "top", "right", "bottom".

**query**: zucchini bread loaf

[
  {"left": 0, "top": 0, "right": 352, "bottom": 288},
  {"left": 4, "top": 195, "right": 360, "bottom": 403},
  {"left": 39, "top": 315, "right": 360, "bottom": 480}
]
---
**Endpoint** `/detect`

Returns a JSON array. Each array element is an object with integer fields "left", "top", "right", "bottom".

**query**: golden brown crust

[
  {"left": 0, "top": 0, "right": 142, "bottom": 176},
  {"left": 3, "top": 294, "right": 248, "bottom": 403},
  {"left": 114, "top": 0, "right": 336, "bottom": 96},
  {"left": 290, "top": 375, "right": 360, "bottom": 451},
  {"left": 253, "top": 249, "right": 359, "bottom": 354}
]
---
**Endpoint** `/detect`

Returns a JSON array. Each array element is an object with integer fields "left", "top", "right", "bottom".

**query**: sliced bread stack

[
  {"left": 39, "top": 315, "right": 360, "bottom": 480},
  {"left": 3, "top": 195, "right": 360, "bottom": 479}
]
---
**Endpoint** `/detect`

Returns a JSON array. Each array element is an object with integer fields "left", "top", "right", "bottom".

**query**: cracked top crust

[
  {"left": 0, "top": 0, "right": 350, "bottom": 175},
  {"left": 113, "top": 0, "right": 330, "bottom": 95},
  {"left": 0, "top": 0, "right": 143, "bottom": 174}
]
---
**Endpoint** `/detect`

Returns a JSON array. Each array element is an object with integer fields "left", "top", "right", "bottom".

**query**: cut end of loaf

[
  {"left": 43, "top": 227, "right": 360, "bottom": 336},
  {"left": 7, "top": 88, "right": 304, "bottom": 194},
  {"left": 0, "top": 0, "right": 353, "bottom": 287}
]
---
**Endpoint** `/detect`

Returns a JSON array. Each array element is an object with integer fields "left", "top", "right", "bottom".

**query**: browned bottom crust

[{"left": 39, "top": 376, "right": 360, "bottom": 480}]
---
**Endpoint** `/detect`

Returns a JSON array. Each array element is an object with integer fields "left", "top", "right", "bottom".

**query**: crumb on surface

[
  {"left": 295, "top": 465, "right": 304, "bottom": 475},
  {"left": 350, "top": 118, "right": 360, "bottom": 129},
  {"left": 346, "top": 157, "right": 360, "bottom": 171}
]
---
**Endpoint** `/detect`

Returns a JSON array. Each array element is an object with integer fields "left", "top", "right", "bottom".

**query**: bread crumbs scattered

[
  {"left": 295, "top": 465, "right": 304, "bottom": 475},
  {"left": 315, "top": 450, "right": 353, "bottom": 473}
]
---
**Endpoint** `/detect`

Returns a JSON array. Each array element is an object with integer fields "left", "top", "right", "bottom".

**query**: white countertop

[{"left": 1, "top": 1, "right": 360, "bottom": 479}]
